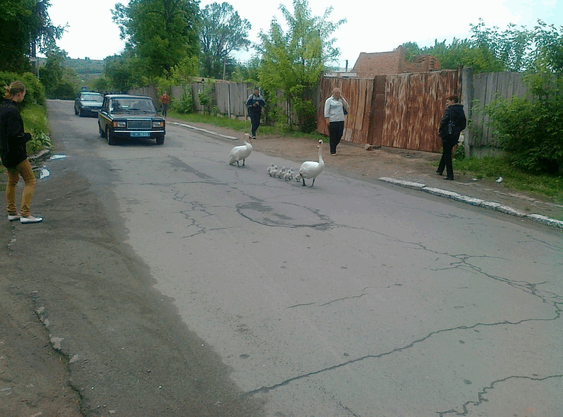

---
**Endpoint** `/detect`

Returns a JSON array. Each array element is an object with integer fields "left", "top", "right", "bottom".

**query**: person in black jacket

[
  {"left": 437, "top": 95, "right": 467, "bottom": 180},
  {"left": 1, "top": 81, "right": 43, "bottom": 223},
  {"left": 246, "top": 88, "right": 265, "bottom": 139}
]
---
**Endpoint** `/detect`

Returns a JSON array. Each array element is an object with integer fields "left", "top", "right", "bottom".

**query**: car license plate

[{"left": 131, "top": 132, "right": 150, "bottom": 137}]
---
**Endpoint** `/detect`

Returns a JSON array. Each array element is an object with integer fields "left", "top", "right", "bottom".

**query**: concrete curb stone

[{"left": 378, "top": 177, "right": 563, "bottom": 230}]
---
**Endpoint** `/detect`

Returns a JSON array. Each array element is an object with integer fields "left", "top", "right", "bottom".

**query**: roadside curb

[
  {"left": 28, "top": 148, "right": 51, "bottom": 162},
  {"left": 378, "top": 177, "right": 563, "bottom": 230},
  {"left": 170, "top": 121, "right": 238, "bottom": 141}
]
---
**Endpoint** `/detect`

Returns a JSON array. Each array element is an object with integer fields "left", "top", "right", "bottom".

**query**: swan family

[{"left": 229, "top": 137, "right": 325, "bottom": 187}]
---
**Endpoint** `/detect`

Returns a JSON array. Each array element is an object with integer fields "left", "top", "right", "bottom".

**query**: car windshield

[
  {"left": 110, "top": 98, "right": 155, "bottom": 113},
  {"left": 82, "top": 93, "right": 103, "bottom": 102}
]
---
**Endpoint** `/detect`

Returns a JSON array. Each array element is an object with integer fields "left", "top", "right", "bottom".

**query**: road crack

[
  {"left": 244, "top": 304, "right": 562, "bottom": 397},
  {"left": 437, "top": 374, "right": 563, "bottom": 416}
]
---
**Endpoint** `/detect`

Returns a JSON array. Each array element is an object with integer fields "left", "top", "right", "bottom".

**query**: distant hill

[
  {"left": 65, "top": 57, "right": 104, "bottom": 75},
  {"left": 65, "top": 58, "right": 104, "bottom": 87},
  {"left": 35, "top": 57, "right": 105, "bottom": 92}
]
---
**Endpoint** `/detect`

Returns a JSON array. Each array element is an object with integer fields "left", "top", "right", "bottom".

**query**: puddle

[
  {"left": 37, "top": 167, "right": 51, "bottom": 179},
  {"left": 30, "top": 154, "right": 66, "bottom": 179}
]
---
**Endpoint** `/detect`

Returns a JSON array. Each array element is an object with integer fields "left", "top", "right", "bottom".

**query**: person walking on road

[
  {"left": 324, "top": 87, "right": 349, "bottom": 155},
  {"left": 437, "top": 95, "right": 466, "bottom": 181},
  {"left": 1, "top": 81, "right": 43, "bottom": 223},
  {"left": 246, "top": 88, "right": 265, "bottom": 140},
  {"left": 160, "top": 91, "right": 170, "bottom": 117}
]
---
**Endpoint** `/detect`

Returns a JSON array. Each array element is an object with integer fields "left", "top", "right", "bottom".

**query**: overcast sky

[{"left": 49, "top": 0, "right": 563, "bottom": 68}]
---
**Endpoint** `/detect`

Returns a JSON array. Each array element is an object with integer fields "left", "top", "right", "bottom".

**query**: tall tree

[
  {"left": 403, "top": 19, "right": 535, "bottom": 73},
  {"left": 0, "top": 0, "right": 64, "bottom": 73},
  {"left": 39, "top": 48, "right": 78, "bottom": 99},
  {"left": 257, "top": 0, "right": 345, "bottom": 131},
  {"left": 532, "top": 20, "right": 563, "bottom": 73},
  {"left": 200, "top": 2, "right": 251, "bottom": 79},
  {"left": 112, "top": 0, "right": 200, "bottom": 78},
  {"left": 469, "top": 19, "right": 533, "bottom": 72}
]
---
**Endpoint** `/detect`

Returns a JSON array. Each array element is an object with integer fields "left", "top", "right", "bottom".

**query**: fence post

[
  {"left": 461, "top": 67, "right": 474, "bottom": 158},
  {"left": 228, "top": 83, "right": 231, "bottom": 119}
]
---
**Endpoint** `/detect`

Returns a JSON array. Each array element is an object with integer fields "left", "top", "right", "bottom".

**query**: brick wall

[{"left": 353, "top": 50, "right": 403, "bottom": 78}]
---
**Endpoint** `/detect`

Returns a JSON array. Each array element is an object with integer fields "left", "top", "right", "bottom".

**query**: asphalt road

[{"left": 2, "top": 100, "right": 562, "bottom": 417}]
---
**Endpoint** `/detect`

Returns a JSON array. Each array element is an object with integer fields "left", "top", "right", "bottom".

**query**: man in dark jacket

[
  {"left": 437, "top": 95, "right": 467, "bottom": 180},
  {"left": 246, "top": 88, "right": 265, "bottom": 139},
  {"left": 1, "top": 81, "right": 43, "bottom": 223}
]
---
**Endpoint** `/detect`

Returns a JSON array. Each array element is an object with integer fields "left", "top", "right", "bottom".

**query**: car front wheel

[
  {"left": 106, "top": 127, "right": 116, "bottom": 145},
  {"left": 156, "top": 136, "right": 165, "bottom": 145}
]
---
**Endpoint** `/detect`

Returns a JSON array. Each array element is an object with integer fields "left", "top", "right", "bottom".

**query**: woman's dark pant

[
  {"left": 438, "top": 140, "right": 456, "bottom": 179},
  {"left": 250, "top": 112, "right": 261, "bottom": 137},
  {"left": 329, "top": 121, "right": 344, "bottom": 154}
]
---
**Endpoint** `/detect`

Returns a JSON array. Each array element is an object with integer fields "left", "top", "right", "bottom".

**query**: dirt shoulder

[{"left": 173, "top": 119, "right": 563, "bottom": 225}]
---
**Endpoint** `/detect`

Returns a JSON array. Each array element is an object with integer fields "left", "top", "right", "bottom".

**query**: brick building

[{"left": 352, "top": 46, "right": 440, "bottom": 78}]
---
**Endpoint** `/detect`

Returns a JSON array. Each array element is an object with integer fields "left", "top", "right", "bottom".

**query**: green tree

[
  {"left": 469, "top": 19, "right": 533, "bottom": 72},
  {"left": 0, "top": 0, "right": 64, "bottom": 73},
  {"left": 403, "top": 37, "right": 505, "bottom": 73},
  {"left": 103, "top": 53, "right": 142, "bottom": 92},
  {"left": 112, "top": 0, "right": 200, "bottom": 79},
  {"left": 200, "top": 2, "right": 251, "bottom": 79},
  {"left": 257, "top": 0, "right": 345, "bottom": 131},
  {"left": 29, "top": 0, "right": 65, "bottom": 62},
  {"left": 39, "top": 48, "right": 78, "bottom": 99},
  {"left": 532, "top": 20, "right": 563, "bottom": 73},
  {"left": 403, "top": 19, "right": 535, "bottom": 73}
]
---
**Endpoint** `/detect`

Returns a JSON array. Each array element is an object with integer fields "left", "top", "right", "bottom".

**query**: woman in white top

[{"left": 324, "top": 87, "right": 349, "bottom": 155}]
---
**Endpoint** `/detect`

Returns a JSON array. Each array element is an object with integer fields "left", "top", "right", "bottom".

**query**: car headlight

[
  {"left": 113, "top": 121, "right": 126, "bottom": 128},
  {"left": 152, "top": 121, "right": 165, "bottom": 128}
]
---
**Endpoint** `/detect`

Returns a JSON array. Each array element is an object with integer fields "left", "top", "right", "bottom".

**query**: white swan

[
  {"left": 228, "top": 134, "right": 253, "bottom": 167},
  {"left": 298, "top": 140, "right": 324, "bottom": 187}
]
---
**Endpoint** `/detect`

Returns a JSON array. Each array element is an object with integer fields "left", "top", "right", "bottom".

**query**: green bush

[
  {"left": 293, "top": 99, "right": 317, "bottom": 134},
  {"left": 0, "top": 71, "right": 46, "bottom": 106},
  {"left": 20, "top": 104, "right": 51, "bottom": 155},
  {"left": 483, "top": 73, "right": 563, "bottom": 174},
  {"left": 51, "top": 80, "right": 76, "bottom": 100},
  {"left": 175, "top": 86, "right": 195, "bottom": 114},
  {"left": 197, "top": 81, "right": 215, "bottom": 114},
  {"left": 27, "top": 131, "right": 52, "bottom": 155}
]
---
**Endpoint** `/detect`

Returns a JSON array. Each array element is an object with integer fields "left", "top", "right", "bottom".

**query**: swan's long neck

[{"left": 318, "top": 144, "right": 324, "bottom": 165}]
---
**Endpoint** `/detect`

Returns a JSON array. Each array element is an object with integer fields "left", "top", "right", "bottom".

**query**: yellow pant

[{"left": 6, "top": 158, "right": 36, "bottom": 217}]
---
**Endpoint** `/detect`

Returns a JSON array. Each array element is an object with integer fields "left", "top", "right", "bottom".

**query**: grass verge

[
  {"left": 454, "top": 155, "right": 563, "bottom": 203},
  {"left": 168, "top": 111, "right": 327, "bottom": 141}
]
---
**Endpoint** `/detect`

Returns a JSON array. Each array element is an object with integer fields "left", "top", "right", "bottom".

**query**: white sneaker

[
  {"left": 7, "top": 214, "right": 20, "bottom": 221},
  {"left": 20, "top": 215, "right": 43, "bottom": 224}
]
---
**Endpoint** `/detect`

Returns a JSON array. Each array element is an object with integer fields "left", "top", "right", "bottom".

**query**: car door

[{"left": 98, "top": 97, "right": 111, "bottom": 134}]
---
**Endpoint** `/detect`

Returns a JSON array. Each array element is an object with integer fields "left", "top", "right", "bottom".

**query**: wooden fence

[
  {"left": 319, "top": 69, "right": 528, "bottom": 156},
  {"left": 318, "top": 70, "right": 461, "bottom": 153},
  {"left": 131, "top": 81, "right": 255, "bottom": 118},
  {"left": 132, "top": 69, "right": 529, "bottom": 156},
  {"left": 463, "top": 69, "right": 529, "bottom": 156}
]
